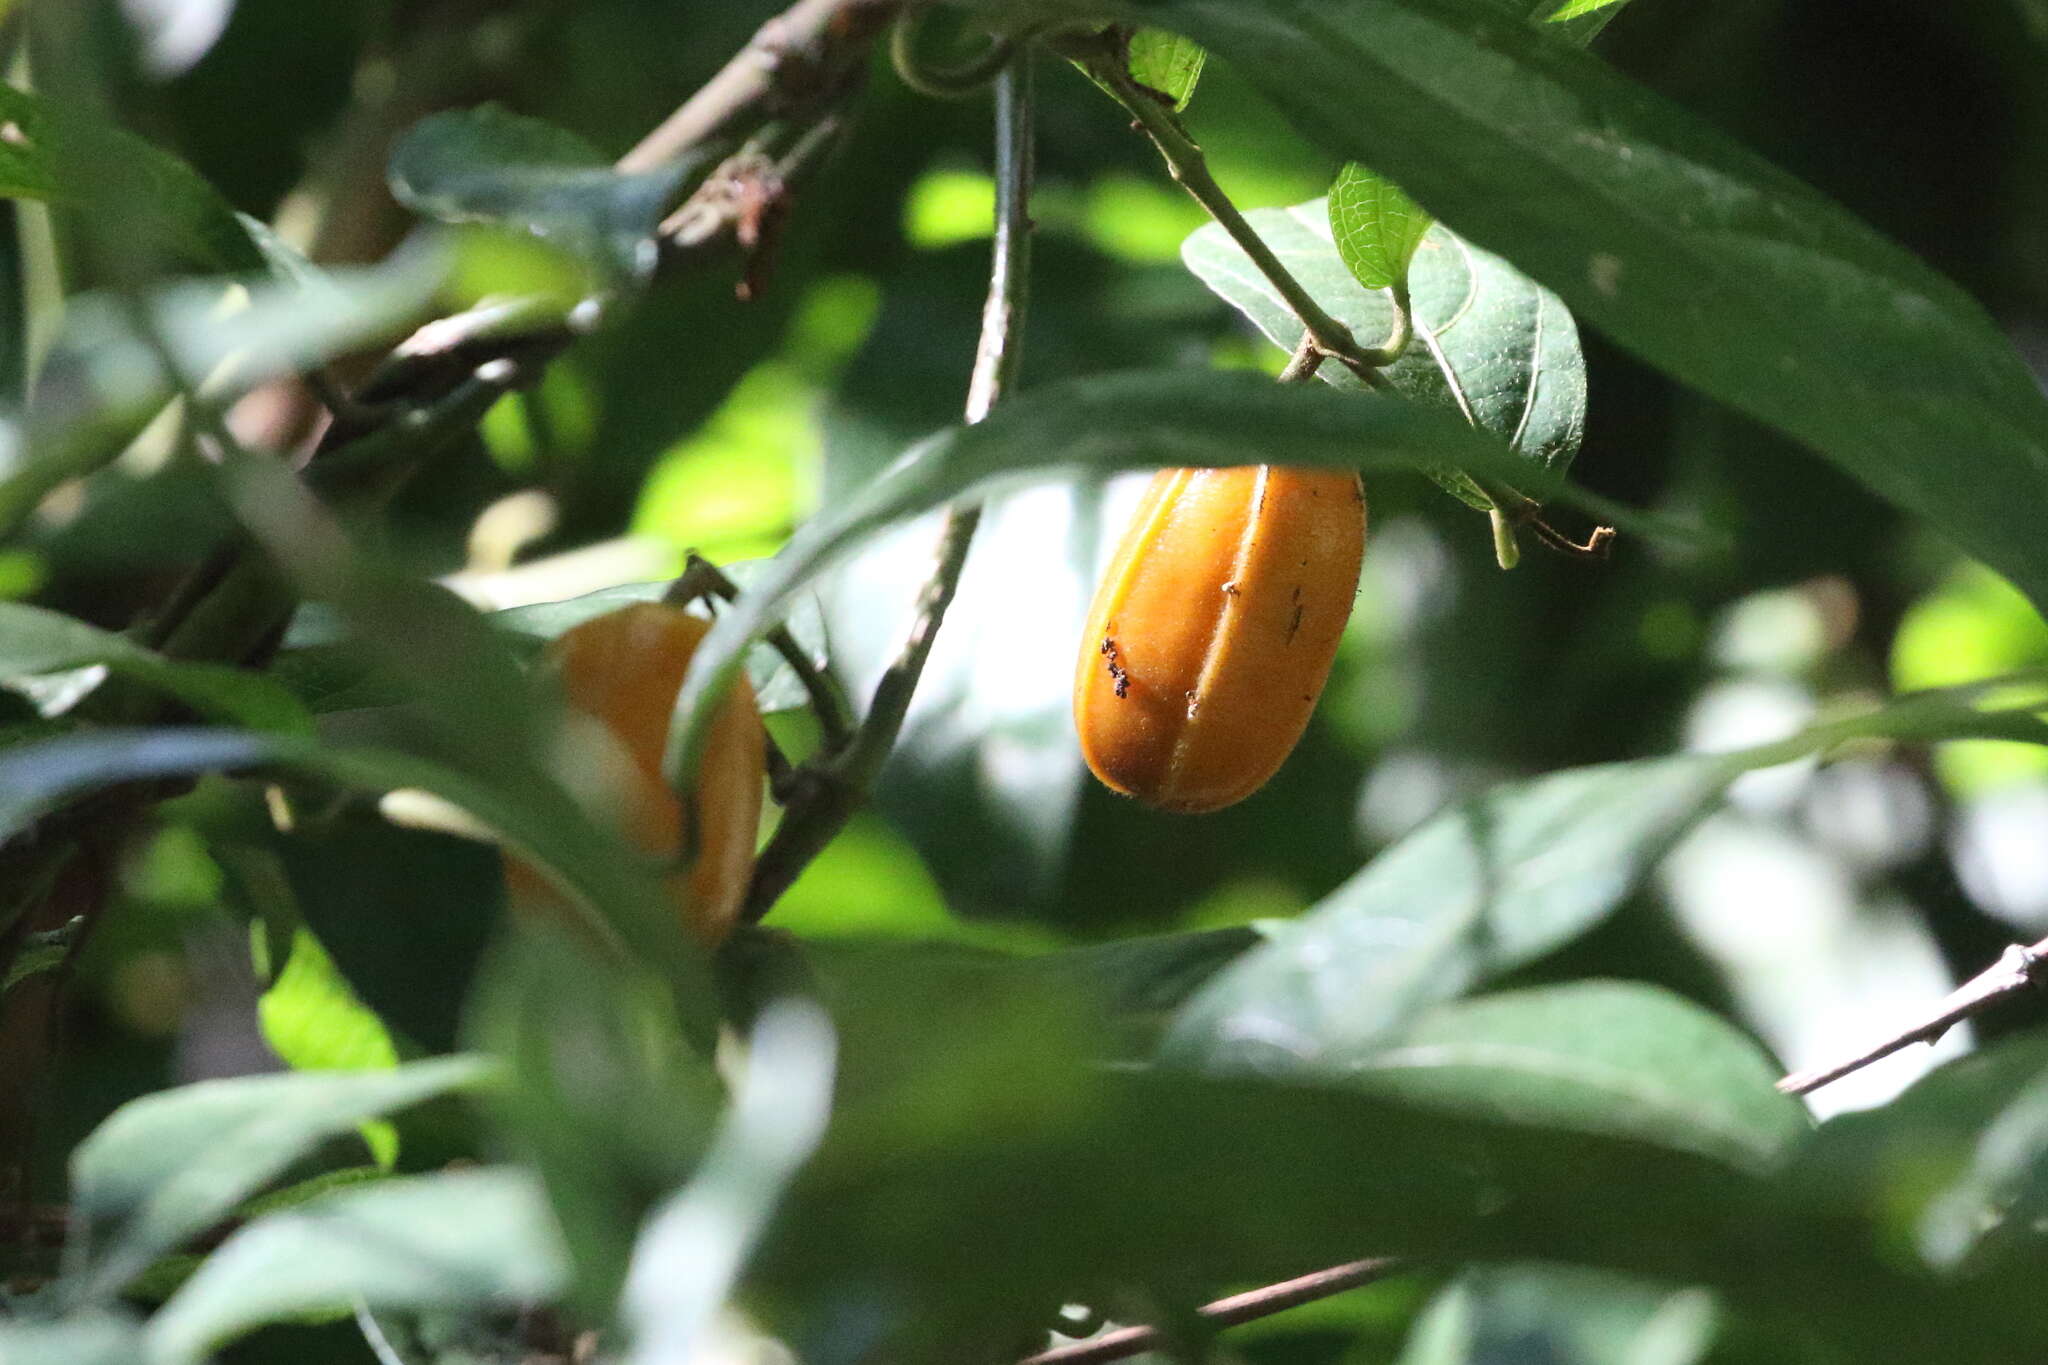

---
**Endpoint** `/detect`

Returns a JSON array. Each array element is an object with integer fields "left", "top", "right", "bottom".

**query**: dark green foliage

[{"left": 7, "top": 1, "right": 2048, "bottom": 1362}]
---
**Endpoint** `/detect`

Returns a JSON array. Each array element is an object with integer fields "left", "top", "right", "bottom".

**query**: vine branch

[
  {"left": 1778, "top": 935, "right": 2048, "bottom": 1096},
  {"left": 670, "top": 552, "right": 854, "bottom": 752},
  {"left": 1017, "top": 1259, "right": 1401, "bottom": 1365},
  {"left": 618, "top": 0, "right": 904, "bottom": 173},
  {"left": 743, "top": 53, "right": 1035, "bottom": 920},
  {"left": 140, "top": 24, "right": 876, "bottom": 675},
  {"left": 1065, "top": 33, "right": 1406, "bottom": 380}
]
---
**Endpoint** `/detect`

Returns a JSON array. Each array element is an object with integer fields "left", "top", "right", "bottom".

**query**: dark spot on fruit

[{"left": 1100, "top": 637, "right": 1130, "bottom": 698}]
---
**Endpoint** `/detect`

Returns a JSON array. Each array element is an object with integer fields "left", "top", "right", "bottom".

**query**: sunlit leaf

[
  {"left": 1184, "top": 204, "right": 1587, "bottom": 492},
  {"left": 257, "top": 929, "right": 400, "bottom": 1074},
  {"left": 145, "top": 1167, "right": 566, "bottom": 1365},
  {"left": 1329, "top": 163, "right": 1431, "bottom": 291},
  {"left": 1125, "top": 28, "right": 1206, "bottom": 109},
  {"left": 68, "top": 1057, "right": 493, "bottom": 1303}
]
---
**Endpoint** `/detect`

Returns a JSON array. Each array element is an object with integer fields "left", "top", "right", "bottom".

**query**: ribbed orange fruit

[
  {"left": 506, "top": 602, "right": 765, "bottom": 945},
  {"left": 1074, "top": 466, "right": 1365, "bottom": 813}
]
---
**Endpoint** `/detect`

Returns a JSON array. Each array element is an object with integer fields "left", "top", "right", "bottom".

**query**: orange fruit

[
  {"left": 507, "top": 602, "right": 765, "bottom": 945},
  {"left": 1074, "top": 466, "right": 1365, "bottom": 813}
]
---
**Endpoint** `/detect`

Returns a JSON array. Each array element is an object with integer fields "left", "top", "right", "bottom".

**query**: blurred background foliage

[{"left": 7, "top": 0, "right": 2048, "bottom": 1360}]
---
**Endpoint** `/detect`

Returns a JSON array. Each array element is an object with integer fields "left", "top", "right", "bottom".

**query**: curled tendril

[{"left": 889, "top": 4, "right": 1021, "bottom": 98}]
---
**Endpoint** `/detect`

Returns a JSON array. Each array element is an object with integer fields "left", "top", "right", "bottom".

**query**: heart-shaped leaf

[
  {"left": 1126, "top": 28, "right": 1206, "bottom": 109},
  {"left": 1330, "top": 164, "right": 1432, "bottom": 292},
  {"left": 1184, "top": 201, "right": 1587, "bottom": 500}
]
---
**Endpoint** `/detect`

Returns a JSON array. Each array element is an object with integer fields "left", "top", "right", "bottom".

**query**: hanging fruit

[
  {"left": 1074, "top": 465, "right": 1365, "bottom": 813},
  {"left": 506, "top": 601, "right": 765, "bottom": 946}
]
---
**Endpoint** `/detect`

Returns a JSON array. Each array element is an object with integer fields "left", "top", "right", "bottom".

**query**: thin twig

[
  {"left": 1018, "top": 1259, "right": 1401, "bottom": 1365},
  {"left": 672, "top": 553, "right": 855, "bottom": 749},
  {"left": 1778, "top": 936, "right": 2048, "bottom": 1096},
  {"left": 743, "top": 53, "right": 1035, "bottom": 920},
  {"left": 1276, "top": 333, "right": 1323, "bottom": 385},
  {"left": 1527, "top": 514, "right": 1616, "bottom": 560}
]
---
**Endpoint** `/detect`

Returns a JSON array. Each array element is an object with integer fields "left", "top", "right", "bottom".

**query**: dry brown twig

[
  {"left": 1778, "top": 934, "right": 2048, "bottom": 1096},
  {"left": 1017, "top": 1260, "right": 1401, "bottom": 1365}
]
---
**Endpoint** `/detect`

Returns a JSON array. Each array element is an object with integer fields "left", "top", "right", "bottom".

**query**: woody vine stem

[{"left": 740, "top": 52, "right": 1035, "bottom": 919}]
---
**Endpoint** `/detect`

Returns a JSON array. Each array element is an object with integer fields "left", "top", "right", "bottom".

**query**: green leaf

[
  {"left": 1543, "top": 0, "right": 1632, "bottom": 23},
  {"left": 257, "top": 929, "right": 400, "bottom": 1074},
  {"left": 469, "top": 925, "right": 724, "bottom": 1317},
  {"left": 388, "top": 105, "right": 709, "bottom": 281},
  {"left": 0, "top": 1315, "right": 144, "bottom": 1365},
  {"left": 771, "top": 1053, "right": 1988, "bottom": 1364},
  {"left": 1183, "top": 203, "right": 1587, "bottom": 482},
  {"left": 667, "top": 369, "right": 1639, "bottom": 787},
  {"left": 1918, "top": 1063, "right": 2048, "bottom": 1270},
  {"left": 1026, "top": 926, "right": 1261, "bottom": 1019},
  {"left": 3, "top": 914, "right": 83, "bottom": 994},
  {"left": 144, "top": 1167, "right": 566, "bottom": 1365},
  {"left": 67, "top": 1056, "right": 493, "bottom": 1303},
  {"left": 798, "top": 927, "right": 1260, "bottom": 1060},
  {"left": 0, "top": 728, "right": 276, "bottom": 840},
  {"left": 271, "top": 815, "right": 500, "bottom": 1059},
  {"left": 1125, "top": 28, "right": 1207, "bottom": 110},
  {"left": 0, "top": 725, "right": 693, "bottom": 1022},
  {"left": 0, "top": 84, "right": 260, "bottom": 272},
  {"left": 3, "top": 249, "right": 444, "bottom": 541},
  {"left": 0, "top": 602, "right": 312, "bottom": 732},
  {"left": 1329, "top": 163, "right": 1432, "bottom": 291},
  {"left": 1398, "top": 1264, "right": 1717, "bottom": 1365},
  {"left": 1165, "top": 679, "right": 2048, "bottom": 1075},
  {"left": 1354, "top": 982, "right": 1808, "bottom": 1172},
  {"left": 275, "top": 574, "right": 830, "bottom": 718},
  {"left": 1043, "top": 0, "right": 2048, "bottom": 614},
  {"left": 490, "top": 567, "right": 834, "bottom": 715},
  {"left": 741, "top": 941, "right": 2047, "bottom": 1364},
  {"left": 1535, "top": 0, "right": 1635, "bottom": 47},
  {"left": 621, "top": 1000, "right": 837, "bottom": 1365},
  {"left": 1165, "top": 756, "right": 1729, "bottom": 1072},
  {"left": 1786, "top": 1034, "right": 2048, "bottom": 1273}
]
